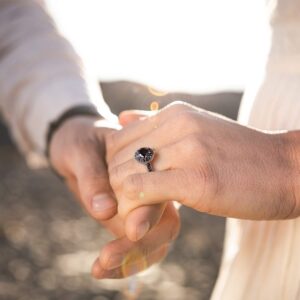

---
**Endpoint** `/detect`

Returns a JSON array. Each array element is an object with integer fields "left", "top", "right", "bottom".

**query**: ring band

[{"left": 134, "top": 147, "right": 155, "bottom": 172}]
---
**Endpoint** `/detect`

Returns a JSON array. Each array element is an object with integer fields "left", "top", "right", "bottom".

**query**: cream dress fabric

[
  {"left": 1, "top": 1, "right": 299, "bottom": 298},
  {"left": 212, "top": 1, "right": 300, "bottom": 299}
]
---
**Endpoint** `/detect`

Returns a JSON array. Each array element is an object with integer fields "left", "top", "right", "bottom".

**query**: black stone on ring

[{"left": 134, "top": 147, "right": 155, "bottom": 172}]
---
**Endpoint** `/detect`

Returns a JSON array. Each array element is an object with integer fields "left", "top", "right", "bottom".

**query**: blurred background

[
  {"left": 47, "top": 0, "right": 268, "bottom": 93},
  {"left": 0, "top": 0, "right": 270, "bottom": 299}
]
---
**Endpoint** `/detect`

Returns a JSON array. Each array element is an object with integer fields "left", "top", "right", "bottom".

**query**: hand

[
  {"left": 107, "top": 101, "right": 297, "bottom": 221},
  {"left": 49, "top": 116, "right": 118, "bottom": 221},
  {"left": 92, "top": 202, "right": 179, "bottom": 279},
  {"left": 49, "top": 115, "right": 180, "bottom": 278}
]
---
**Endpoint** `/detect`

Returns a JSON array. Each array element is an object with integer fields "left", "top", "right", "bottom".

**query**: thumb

[
  {"left": 48, "top": 116, "right": 118, "bottom": 222},
  {"left": 73, "top": 150, "right": 118, "bottom": 221},
  {"left": 119, "top": 110, "right": 153, "bottom": 126}
]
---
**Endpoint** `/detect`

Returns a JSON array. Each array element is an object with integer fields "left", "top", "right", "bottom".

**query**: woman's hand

[
  {"left": 49, "top": 115, "right": 180, "bottom": 278},
  {"left": 107, "top": 101, "right": 299, "bottom": 224}
]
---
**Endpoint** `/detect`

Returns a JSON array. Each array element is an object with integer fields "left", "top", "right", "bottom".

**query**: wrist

[
  {"left": 46, "top": 105, "right": 101, "bottom": 158},
  {"left": 277, "top": 131, "right": 300, "bottom": 218}
]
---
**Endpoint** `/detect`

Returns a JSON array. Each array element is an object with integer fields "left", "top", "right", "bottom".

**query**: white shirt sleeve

[{"left": 0, "top": 0, "right": 116, "bottom": 162}]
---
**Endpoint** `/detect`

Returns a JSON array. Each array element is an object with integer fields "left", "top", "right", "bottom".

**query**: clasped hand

[{"left": 49, "top": 101, "right": 298, "bottom": 280}]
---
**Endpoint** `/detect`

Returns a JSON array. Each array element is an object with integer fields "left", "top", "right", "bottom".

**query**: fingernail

[
  {"left": 92, "top": 194, "right": 116, "bottom": 212},
  {"left": 136, "top": 221, "right": 150, "bottom": 241}
]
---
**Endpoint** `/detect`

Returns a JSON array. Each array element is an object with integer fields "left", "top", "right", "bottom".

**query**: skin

[
  {"left": 49, "top": 116, "right": 180, "bottom": 279},
  {"left": 107, "top": 101, "right": 300, "bottom": 228}
]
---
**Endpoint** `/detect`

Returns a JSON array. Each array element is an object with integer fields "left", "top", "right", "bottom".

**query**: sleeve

[{"left": 0, "top": 0, "right": 117, "bottom": 163}]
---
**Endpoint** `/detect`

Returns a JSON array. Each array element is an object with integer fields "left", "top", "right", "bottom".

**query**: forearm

[
  {"left": 0, "top": 0, "right": 116, "bottom": 160},
  {"left": 280, "top": 130, "right": 300, "bottom": 218}
]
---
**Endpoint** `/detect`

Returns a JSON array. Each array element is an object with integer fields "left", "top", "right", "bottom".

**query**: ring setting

[{"left": 134, "top": 147, "right": 155, "bottom": 172}]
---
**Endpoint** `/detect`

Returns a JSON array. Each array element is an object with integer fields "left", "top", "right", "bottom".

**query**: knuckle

[
  {"left": 117, "top": 202, "right": 129, "bottom": 219},
  {"left": 176, "top": 112, "right": 200, "bottom": 131},
  {"left": 184, "top": 133, "right": 203, "bottom": 155},
  {"left": 80, "top": 175, "right": 109, "bottom": 199},
  {"left": 168, "top": 101, "right": 190, "bottom": 113},
  {"left": 106, "top": 132, "right": 118, "bottom": 157},
  {"left": 160, "top": 101, "right": 190, "bottom": 118},
  {"left": 108, "top": 165, "right": 122, "bottom": 189},
  {"left": 179, "top": 111, "right": 192, "bottom": 123},
  {"left": 108, "top": 154, "right": 118, "bottom": 172},
  {"left": 99, "top": 245, "right": 115, "bottom": 269},
  {"left": 78, "top": 164, "right": 108, "bottom": 183},
  {"left": 123, "top": 174, "right": 143, "bottom": 200}
]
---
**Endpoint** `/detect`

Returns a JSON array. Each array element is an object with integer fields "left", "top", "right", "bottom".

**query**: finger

[
  {"left": 119, "top": 110, "right": 153, "bottom": 126},
  {"left": 125, "top": 203, "right": 166, "bottom": 241},
  {"left": 100, "top": 214, "right": 126, "bottom": 237},
  {"left": 109, "top": 140, "right": 187, "bottom": 190},
  {"left": 98, "top": 203, "right": 179, "bottom": 270},
  {"left": 73, "top": 148, "right": 118, "bottom": 221},
  {"left": 92, "top": 244, "right": 169, "bottom": 279},
  {"left": 106, "top": 102, "right": 193, "bottom": 162},
  {"left": 109, "top": 128, "right": 196, "bottom": 172},
  {"left": 106, "top": 118, "right": 154, "bottom": 162},
  {"left": 109, "top": 126, "right": 163, "bottom": 170},
  {"left": 117, "top": 170, "right": 203, "bottom": 217},
  {"left": 109, "top": 155, "right": 167, "bottom": 242},
  {"left": 100, "top": 204, "right": 167, "bottom": 242},
  {"left": 109, "top": 143, "right": 173, "bottom": 243},
  {"left": 109, "top": 150, "right": 172, "bottom": 242},
  {"left": 109, "top": 142, "right": 184, "bottom": 242}
]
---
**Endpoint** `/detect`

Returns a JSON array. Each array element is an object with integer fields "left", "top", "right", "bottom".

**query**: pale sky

[{"left": 46, "top": 0, "right": 269, "bottom": 93}]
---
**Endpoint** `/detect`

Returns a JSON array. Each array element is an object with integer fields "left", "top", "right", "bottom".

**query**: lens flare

[
  {"left": 150, "top": 101, "right": 160, "bottom": 111},
  {"left": 147, "top": 86, "right": 168, "bottom": 97},
  {"left": 121, "top": 250, "right": 148, "bottom": 278},
  {"left": 122, "top": 250, "right": 147, "bottom": 299},
  {"left": 123, "top": 276, "right": 140, "bottom": 300}
]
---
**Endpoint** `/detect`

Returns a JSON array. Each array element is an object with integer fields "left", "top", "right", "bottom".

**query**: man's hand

[
  {"left": 48, "top": 116, "right": 180, "bottom": 278},
  {"left": 49, "top": 116, "right": 118, "bottom": 221},
  {"left": 108, "top": 101, "right": 298, "bottom": 221}
]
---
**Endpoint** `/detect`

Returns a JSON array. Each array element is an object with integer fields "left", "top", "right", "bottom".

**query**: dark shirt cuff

[{"left": 45, "top": 105, "right": 101, "bottom": 158}]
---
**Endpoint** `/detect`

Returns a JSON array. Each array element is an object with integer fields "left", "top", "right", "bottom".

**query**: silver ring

[{"left": 134, "top": 147, "right": 155, "bottom": 172}]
